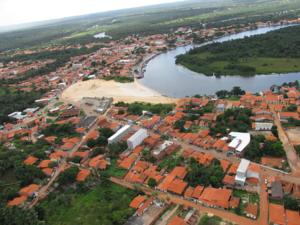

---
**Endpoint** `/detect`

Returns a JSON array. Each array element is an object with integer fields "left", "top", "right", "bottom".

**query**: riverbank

[
  {"left": 176, "top": 25, "right": 300, "bottom": 76},
  {"left": 139, "top": 25, "right": 300, "bottom": 97},
  {"left": 61, "top": 79, "right": 177, "bottom": 104}
]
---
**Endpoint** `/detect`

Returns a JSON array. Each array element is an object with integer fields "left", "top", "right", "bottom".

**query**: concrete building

[
  {"left": 127, "top": 128, "right": 148, "bottom": 150},
  {"left": 235, "top": 159, "right": 250, "bottom": 186},
  {"left": 235, "top": 159, "right": 260, "bottom": 186},
  {"left": 108, "top": 125, "right": 131, "bottom": 145},
  {"left": 253, "top": 122, "right": 273, "bottom": 131},
  {"left": 8, "top": 112, "right": 27, "bottom": 120},
  {"left": 228, "top": 132, "right": 251, "bottom": 155}
]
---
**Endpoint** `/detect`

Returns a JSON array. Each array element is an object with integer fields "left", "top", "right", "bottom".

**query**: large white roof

[
  {"left": 229, "top": 132, "right": 251, "bottom": 152},
  {"left": 237, "top": 158, "right": 250, "bottom": 173},
  {"left": 108, "top": 125, "right": 131, "bottom": 141}
]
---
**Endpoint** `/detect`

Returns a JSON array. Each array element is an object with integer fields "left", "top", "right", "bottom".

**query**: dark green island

[{"left": 176, "top": 25, "right": 300, "bottom": 76}]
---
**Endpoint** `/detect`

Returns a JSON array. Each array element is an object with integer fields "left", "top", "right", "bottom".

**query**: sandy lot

[
  {"left": 61, "top": 79, "right": 177, "bottom": 104},
  {"left": 286, "top": 128, "right": 300, "bottom": 145}
]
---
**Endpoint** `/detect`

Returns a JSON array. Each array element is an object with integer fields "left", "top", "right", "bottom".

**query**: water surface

[{"left": 140, "top": 26, "right": 300, "bottom": 97}]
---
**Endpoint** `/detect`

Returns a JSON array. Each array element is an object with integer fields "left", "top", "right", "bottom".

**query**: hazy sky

[{"left": 0, "top": 0, "right": 180, "bottom": 27}]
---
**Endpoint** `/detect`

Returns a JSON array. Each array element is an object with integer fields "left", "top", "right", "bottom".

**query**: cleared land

[{"left": 61, "top": 79, "right": 177, "bottom": 104}]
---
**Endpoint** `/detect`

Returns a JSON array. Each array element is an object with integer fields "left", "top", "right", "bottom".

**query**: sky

[{"left": 0, "top": 0, "right": 181, "bottom": 27}]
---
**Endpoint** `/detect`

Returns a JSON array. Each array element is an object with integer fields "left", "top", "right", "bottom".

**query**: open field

[{"left": 61, "top": 79, "right": 177, "bottom": 104}]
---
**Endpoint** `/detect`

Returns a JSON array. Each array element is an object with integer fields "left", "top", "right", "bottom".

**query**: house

[
  {"left": 270, "top": 181, "right": 284, "bottom": 200},
  {"left": 76, "top": 169, "right": 91, "bottom": 182},
  {"left": 199, "top": 187, "right": 232, "bottom": 209},
  {"left": 7, "top": 196, "right": 27, "bottom": 207},
  {"left": 129, "top": 195, "right": 147, "bottom": 209},
  {"left": 279, "top": 112, "right": 299, "bottom": 122},
  {"left": 167, "top": 216, "right": 186, "bottom": 225},
  {"left": 19, "top": 184, "right": 40, "bottom": 197}
]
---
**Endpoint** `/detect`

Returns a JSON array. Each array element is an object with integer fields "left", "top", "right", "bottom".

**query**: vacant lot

[{"left": 286, "top": 128, "right": 300, "bottom": 145}]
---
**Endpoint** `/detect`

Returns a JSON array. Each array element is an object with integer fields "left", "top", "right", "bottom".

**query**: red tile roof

[
  {"left": 19, "top": 184, "right": 40, "bottom": 196},
  {"left": 23, "top": 156, "right": 38, "bottom": 165},
  {"left": 129, "top": 195, "right": 147, "bottom": 209},
  {"left": 167, "top": 178, "right": 188, "bottom": 195},
  {"left": 42, "top": 168, "right": 53, "bottom": 176},
  {"left": 38, "top": 159, "right": 52, "bottom": 168},
  {"left": 7, "top": 196, "right": 27, "bottom": 207},
  {"left": 200, "top": 187, "right": 232, "bottom": 209},
  {"left": 169, "top": 166, "right": 187, "bottom": 179},
  {"left": 167, "top": 216, "right": 186, "bottom": 225},
  {"left": 76, "top": 169, "right": 91, "bottom": 182}
]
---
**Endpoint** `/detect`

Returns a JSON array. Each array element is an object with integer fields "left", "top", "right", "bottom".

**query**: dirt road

[
  {"left": 272, "top": 109, "right": 300, "bottom": 175},
  {"left": 110, "top": 177, "right": 263, "bottom": 225}
]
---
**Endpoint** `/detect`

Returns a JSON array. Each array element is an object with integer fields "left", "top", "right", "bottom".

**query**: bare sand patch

[
  {"left": 61, "top": 79, "right": 177, "bottom": 104},
  {"left": 286, "top": 128, "right": 300, "bottom": 145}
]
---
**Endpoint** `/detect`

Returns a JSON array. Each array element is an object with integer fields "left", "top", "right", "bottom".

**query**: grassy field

[{"left": 41, "top": 181, "right": 137, "bottom": 225}]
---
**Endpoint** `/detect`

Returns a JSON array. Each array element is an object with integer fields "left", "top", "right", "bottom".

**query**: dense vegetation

[
  {"left": 115, "top": 101, "right": 174, "bottom": 116},
  {"left": 215, "top": 86, "right": 245, "bottom": 99},
  {"left": 210, "top": 108, "right": 252, "bottom": 136},
  {"left": 185, "top": 158, "right": 225, "bottom": 188},
  {"left": 102, "top": 76, "right": 134, "bottom": 83},
  {"left": 40, "top": 181, "right": 137, "bottom": 225},
  {"left": 244, "top": 135, "right": 285, "bottom": 162},
  {"left": 0, "top": 86, "right": 44, "bottom": 124},
  {"left": 176, "top": 25, "right": 300, "bottom": 76}
]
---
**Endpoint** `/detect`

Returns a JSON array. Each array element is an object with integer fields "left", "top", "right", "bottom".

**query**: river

[{"left": 139, "top": 26, "right": 300, "bottom": 97}]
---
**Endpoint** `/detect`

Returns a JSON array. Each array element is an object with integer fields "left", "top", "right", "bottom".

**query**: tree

[
  {"left": 58, "top": 167, "right": 79, "bottom": 185},
  {"left": 96, "top": 136, "right": 108, "bottom": 146},
  {"left": 287, "top": 104, "right": 297, "bottom": 112},
  {"left": 284, "top": 195, "right": 299, "bottom": 211},
  {"left": 15, "top": 164, "right": 46, "bottom": 186},
  {"left": 148, "top": 178, "right": 157, "bottom": 188},
  {"left": 0, "top": 205, "right": 43, "bottom": 225},
  {"left": 231, "top": 86, "right": 245, "bottom": 96},
  {"left": 87, "top": 139, "right": 97, "bottom": 148},
  {"left": 99, "top": 128, "right": 114, "bottom": 139},
  {"left": 271, "top": 125, "right": 278, "bottom": 137}
]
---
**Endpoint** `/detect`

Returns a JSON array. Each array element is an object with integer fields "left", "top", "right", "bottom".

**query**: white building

[
  {"left": 127, "top": 129, "right": 148, "bottom": 150},
  {"left": 228, "top": 132, "right": 251, "bottom": 155},
  {"left": 108, "top": 125, "right": 131, "bottom": 145},
  {"left": 253, "top": 122, "right": 273, "bottom": 131},
  {"left": 235, "top": 159, "right": 260, "bottom": 186},
  {"left": 152, "top": 140, "right": 173, "bottom": 157},
  {"left": 8, "top": 112, "right": 27, "bottom": 120}
]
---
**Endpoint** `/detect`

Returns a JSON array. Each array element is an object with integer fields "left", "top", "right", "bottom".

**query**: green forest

[{"left": 176, "top": 25, "right": 300, "bottom": 76}]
